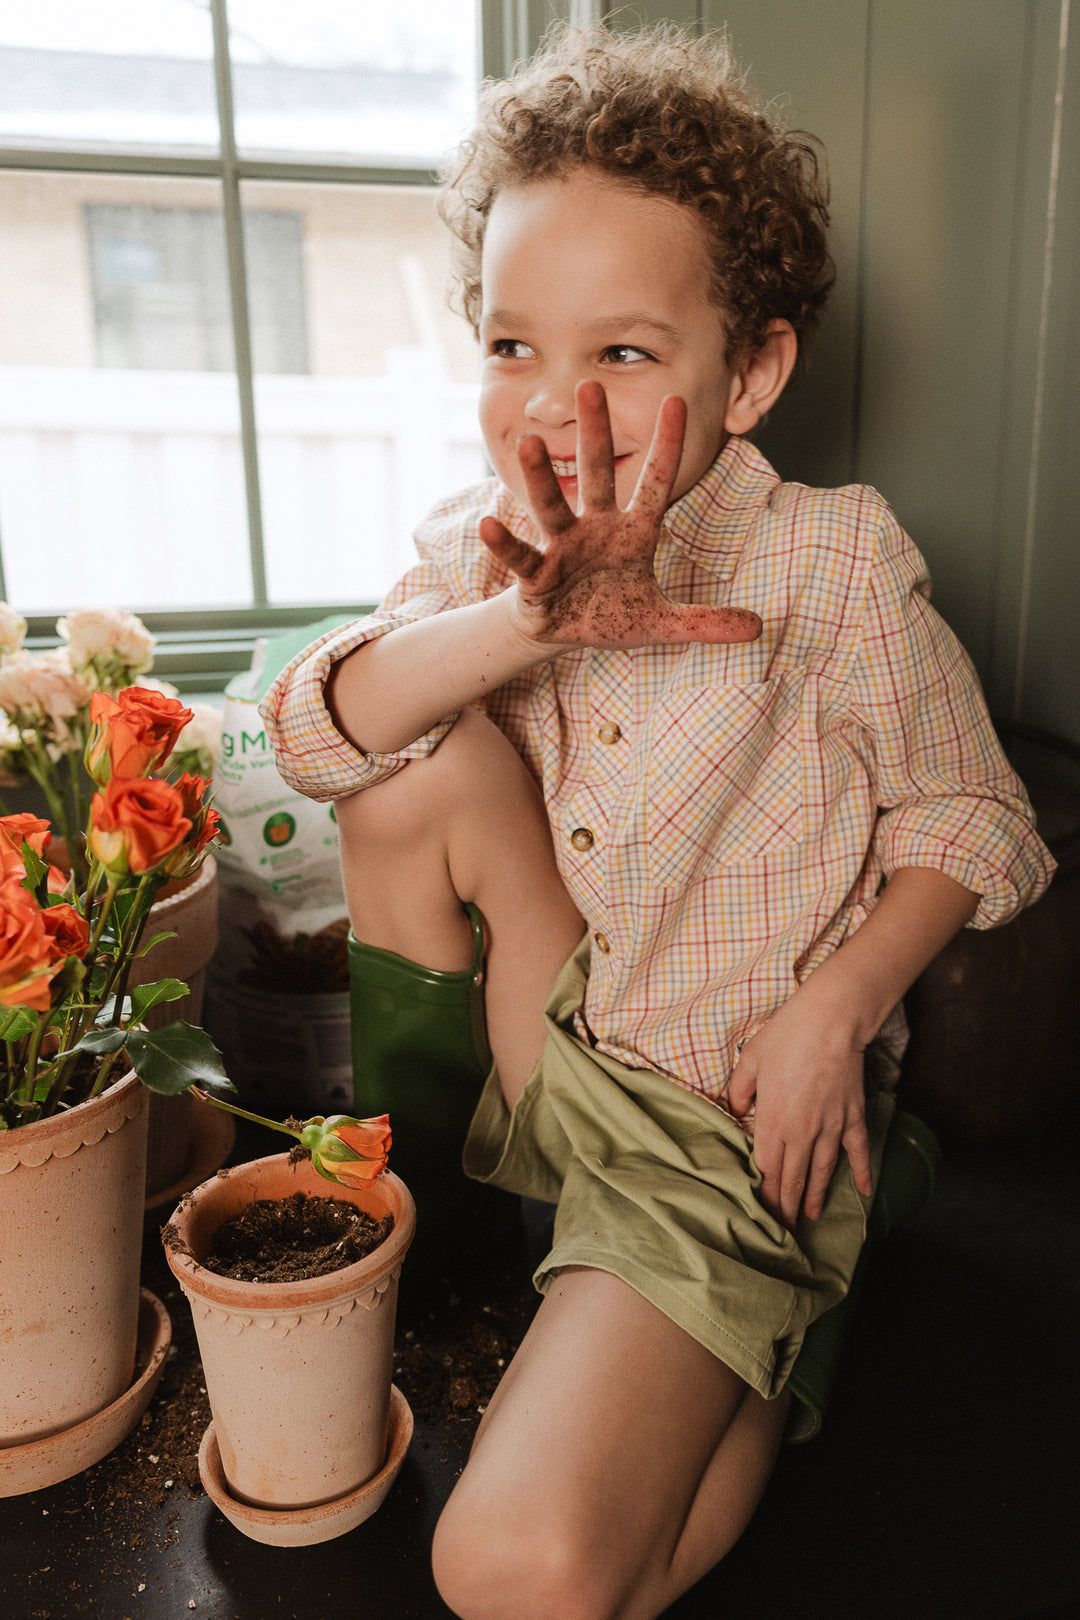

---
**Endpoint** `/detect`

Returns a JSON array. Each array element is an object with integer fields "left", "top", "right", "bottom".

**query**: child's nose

[{"left": 525, "top": 375, "right": 577, "bottom": 428}]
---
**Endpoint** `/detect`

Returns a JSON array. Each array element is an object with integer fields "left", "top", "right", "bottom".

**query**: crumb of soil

[
  {"left": 393, "top": 1269, "right": 541, "bottom": 1427},
  {"left": 200, "top": 1191, "right": 393, "bottom": 1282}
]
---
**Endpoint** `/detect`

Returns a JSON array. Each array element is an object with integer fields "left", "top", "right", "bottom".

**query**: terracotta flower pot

[
  {"left": 0, "top": 1071, "right": 172, "bottom": 1495},
  {"left": 164, "top": 1152, "right": 416, "bottom": 1547}
]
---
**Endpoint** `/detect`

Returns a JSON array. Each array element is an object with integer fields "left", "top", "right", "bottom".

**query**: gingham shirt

[{"left": 262, "top": 437, "right": 1053, "bottom": 1103}]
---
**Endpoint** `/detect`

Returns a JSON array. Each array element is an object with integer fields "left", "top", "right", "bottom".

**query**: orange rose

[
  {"left": 88, "top": 778, "right": 192, "bottom": 877},
  {"left": 161, "top": 774, "right": 221, "bottom": 878},
  {"left": 299, "top": 1113, "right": 392, "bottom": 1187},
  {"left": 0, "top": 879, "right": 60, "bottom": 1010},
  {"left": 0, "top": 813, "right": 52, "bottom": 881},
  {"left": 40, "top": 902, "right": 90, "bottom": 963},
  {"left": 85, "top": 687, "right": 194, "bottom": 785}
]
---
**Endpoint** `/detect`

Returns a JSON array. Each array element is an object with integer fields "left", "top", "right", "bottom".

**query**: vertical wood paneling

[
  {"left": 854, "top": 2, "right": 1032, "bottom": 671},
  {"left": 703, "top": 2, "right": 871, "bottom": 490},
  {"left": 988, "top": 1, "right": 1080, "bottom": 737},
  {"left": 604, "top": 0, "right": 703, "bottom": 29}
]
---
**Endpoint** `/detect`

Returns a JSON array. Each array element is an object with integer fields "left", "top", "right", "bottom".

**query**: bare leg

[
  {"left": 432, "top": 1265, "right": 789, "bottom": 1620},
  {"left": 333, "top": 706, "right": 584, "bottom": 1103}
]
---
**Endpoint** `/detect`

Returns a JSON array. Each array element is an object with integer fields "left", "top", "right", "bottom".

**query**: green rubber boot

[
  {"left": 348, "top": 906, "right": 518, "bottom": 1285},
  {"left": 785, "top": 1108, "right": 942, "bottom": 1442}
]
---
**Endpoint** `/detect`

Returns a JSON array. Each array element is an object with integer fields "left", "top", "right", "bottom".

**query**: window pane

[
  {"left": 0, "top": 171, "right": 252, "bottom": 614},
  {"left": 229, "top": 0, "right": 478, "bottom": 166},
  {"left": 0, "top": 1, "right": 218, "bottom": 155},
  {"left": 87, "top": 204, "right": 307, "bottom": 373},
  {"left": 241, "top": 180, "right": 484, "bottom": 607}
]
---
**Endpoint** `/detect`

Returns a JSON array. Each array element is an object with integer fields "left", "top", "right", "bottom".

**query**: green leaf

[
  {"left": 60, "top": 1026, "right": 128, "bottom": 1060},
  {"left": 0, "top": 1008, "right": 37, "bottom": 1043},
  {"left": 129, "top": 978, "right": 189, "bottom": 1022},
  {"left": 19, "top": 841, "right": 51, "bottom": 905},
  {"left": 136, "top": 930, "right": 178, "bottom": 958},
  {"left": 124, "top": 1023, "right": 235, "bottom": 1097}
]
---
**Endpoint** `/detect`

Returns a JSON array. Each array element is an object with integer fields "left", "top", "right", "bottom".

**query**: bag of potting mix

[{"left": 202, "top": 618, "right": 358, "bottom": 1116}]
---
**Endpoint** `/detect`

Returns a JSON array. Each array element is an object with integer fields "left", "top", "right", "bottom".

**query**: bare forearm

[
  {"left": 325, "top": 589, "right": 555, "bottom": 754},
  {"left": 796, "top": 866, "right": 979, "bottom": 1042}
]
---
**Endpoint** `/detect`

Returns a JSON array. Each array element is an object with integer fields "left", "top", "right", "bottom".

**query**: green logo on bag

[{"left": 263, "top": 812, "right": 297, "bottom": 848}]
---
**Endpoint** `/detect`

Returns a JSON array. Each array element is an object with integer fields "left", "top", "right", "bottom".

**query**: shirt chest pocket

[{"left": 644, "top": 676, "right": 805, "bottom": 889}]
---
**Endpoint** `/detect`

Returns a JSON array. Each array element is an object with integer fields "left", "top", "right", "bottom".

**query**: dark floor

[{"left": 3, "top": 1101, "right": 1079, "bottom": 1620}]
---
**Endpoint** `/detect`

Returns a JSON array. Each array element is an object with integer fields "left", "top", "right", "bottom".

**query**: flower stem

[
  {"left": 87, "top": 875, "right": 119, "bottom": 957},
  {"left": 19, "top": 1013, "right": 48, "bottom": 1104},
  {"left": 87, "top": 1045, "right": 122, "bottom": 1100},
  {"left": 107, "top": 872, "right": 153, "bottom": 1026},
  {"left": 22, "top": 732, "right": 83, "bottom": 883},
  {"left": 190, "top": 1086, "right": 303, "bottom": 1140}
]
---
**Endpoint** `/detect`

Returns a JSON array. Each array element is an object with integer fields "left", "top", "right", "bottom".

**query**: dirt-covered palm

[{"left": 479, "top": 381, "right": 762, "bottom": 650}]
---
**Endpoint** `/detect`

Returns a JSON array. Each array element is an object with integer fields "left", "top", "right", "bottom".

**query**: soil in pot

[{"left": 164, "top": 1190, "right": 394, "bottom": 1283}]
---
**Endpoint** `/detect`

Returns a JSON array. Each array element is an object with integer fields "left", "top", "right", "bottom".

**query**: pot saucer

[
  {"left": 144, "top": 1097, "right": 236, "bottom": 1217},
  {"left": 198, "top": 1383, "right": 414, "bottom": 1547},
  {"left": 0, "top": 1288, "right": 172, "bottom": 1497}
]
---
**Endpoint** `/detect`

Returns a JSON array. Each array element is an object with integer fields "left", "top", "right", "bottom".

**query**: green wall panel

[
  {"left": 1011, "top": 25, "right": 1080, "bottom": 740},
  {"left": 703, "top": 2, "right": 871, "bottom": 491},
  {"left": 854, "top": 2, "right": 1031, "bottom": 672},
  {"left": 987, "top": 1, "right": 1080, "bottom": 737}
]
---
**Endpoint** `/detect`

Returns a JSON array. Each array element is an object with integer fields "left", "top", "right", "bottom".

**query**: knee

[
  {"left": 335, "top": 707, "right": 511, "bottom": 841},
  {"left": 432, "top": 1495, "right": 623, "bottom": 1620}
]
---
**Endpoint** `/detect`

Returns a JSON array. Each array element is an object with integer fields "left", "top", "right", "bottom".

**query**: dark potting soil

[{"left": 196, "top": 1191, "right": 394, "bottom": 1282}]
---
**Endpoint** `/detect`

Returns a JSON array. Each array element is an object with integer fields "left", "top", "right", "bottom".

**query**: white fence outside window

[{"left": 0, "top": 352, "right": 485, "bottom": 612}]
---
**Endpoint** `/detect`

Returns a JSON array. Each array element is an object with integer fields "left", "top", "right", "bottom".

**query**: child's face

[{"left": 478, "top": 169, "right": 745, "bottom": 513}]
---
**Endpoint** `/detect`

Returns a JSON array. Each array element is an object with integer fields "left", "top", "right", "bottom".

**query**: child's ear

[{"left": 723, "top": 320, "right": 798, "bottom": 435}]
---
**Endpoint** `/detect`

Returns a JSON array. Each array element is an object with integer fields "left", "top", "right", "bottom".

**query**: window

[
  {"left": 0, "top": 0, "right": 565, "bottom": 686},
  {"left": 87, "top": 204, "right": 308, "bottom": 374}
]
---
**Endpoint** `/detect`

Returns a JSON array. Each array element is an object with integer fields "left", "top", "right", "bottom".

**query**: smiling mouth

[{"left": 548, "top": 455, "right": 630, "bottom": 478}]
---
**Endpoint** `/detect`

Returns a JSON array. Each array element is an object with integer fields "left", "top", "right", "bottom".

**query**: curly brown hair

[{"left": 439, "top": 24, "right": 834, "bottom": 365}]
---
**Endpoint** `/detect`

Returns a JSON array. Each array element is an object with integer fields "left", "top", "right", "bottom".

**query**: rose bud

[{"left": 298, "top": 1114, "right": 392, "bottom": 1187}]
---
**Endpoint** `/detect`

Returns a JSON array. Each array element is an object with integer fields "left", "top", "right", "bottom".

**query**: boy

[{"left": 262, "top": 27, "right": 1052, "bottom": 1619}]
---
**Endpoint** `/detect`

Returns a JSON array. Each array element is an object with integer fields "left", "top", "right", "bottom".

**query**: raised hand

[{"left": 479, "top": 381, "right": 762, "bottom": 651}]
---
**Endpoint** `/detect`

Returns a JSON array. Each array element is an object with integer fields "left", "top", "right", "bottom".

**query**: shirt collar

[{"left": 661, "top": 436, "right": 781, "bottom": 573}]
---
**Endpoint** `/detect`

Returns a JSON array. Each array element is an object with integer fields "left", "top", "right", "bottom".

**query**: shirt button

[
  {"left": 570, "top": 827, "right": 594, "bottom": 851},
  {"left": 597, "top": 721, "right": 622, "bottom": 745},
  {"left": 594, "top": 932, "right": 612, "bottom": 954}
]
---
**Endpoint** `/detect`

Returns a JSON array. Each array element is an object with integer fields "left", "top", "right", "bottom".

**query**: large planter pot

[
  {"left": 0, "top": 1071, "right": 172, "bottom": 1496},
  {"left": 901, "top": 728, "right": 1080, "bottom": 1139},
  {"left": 131, "top": 856, "right": 235, "bottom": 1203},
  {"left": 164, "top": 1152, "right": 416, "bottom": 1547}
]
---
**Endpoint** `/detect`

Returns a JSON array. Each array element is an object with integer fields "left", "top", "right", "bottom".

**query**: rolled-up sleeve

[
  {"left": 848, "top": 510, "right": 1055, "bottom": 928},
  {"left": 260, "top": 567, "right": 459, "bottom": 803}
]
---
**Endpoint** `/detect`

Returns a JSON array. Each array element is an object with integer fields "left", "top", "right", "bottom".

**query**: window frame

[{"left": 1, "top": 0, "right": 577, "bottom": 688}]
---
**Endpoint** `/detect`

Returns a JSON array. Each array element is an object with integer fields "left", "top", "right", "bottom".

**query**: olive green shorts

[{"left": 463, "top": 935, "right": 894, "bottom": 1399}]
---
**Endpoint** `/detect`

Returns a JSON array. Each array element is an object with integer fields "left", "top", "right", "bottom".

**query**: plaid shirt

[{"left": 262, "top": 437, "right": 1054, "bottom": 1103}]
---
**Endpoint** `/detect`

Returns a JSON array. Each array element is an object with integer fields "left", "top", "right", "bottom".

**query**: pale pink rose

[
  {"left": 174, "top": 702, "right": 222, "bottom": 770},
  {"left": 135, "top": 675, "right": 180, "bottom": 699},
  {"left": 0, "top": 604, "right": 26, "bottom": 658},
  {"left": 0, "top": 649, "right": 90, "bottom": 749},
  {"left": 57, "top": 608, "right": 154, "bottom": 676},
  {"left": 0, "top": 652, "right": 45, "bottom": 718},
  {"left": 0, "top": 714, "right": 21, "bottom": 787}
]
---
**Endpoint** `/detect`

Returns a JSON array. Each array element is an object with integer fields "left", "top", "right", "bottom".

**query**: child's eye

[
  {"left": 489, "top": 338, "right": 534, "bottom": 359},
  {"left": 602, "top": 345, "right": 652, "bottom": 364}
]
